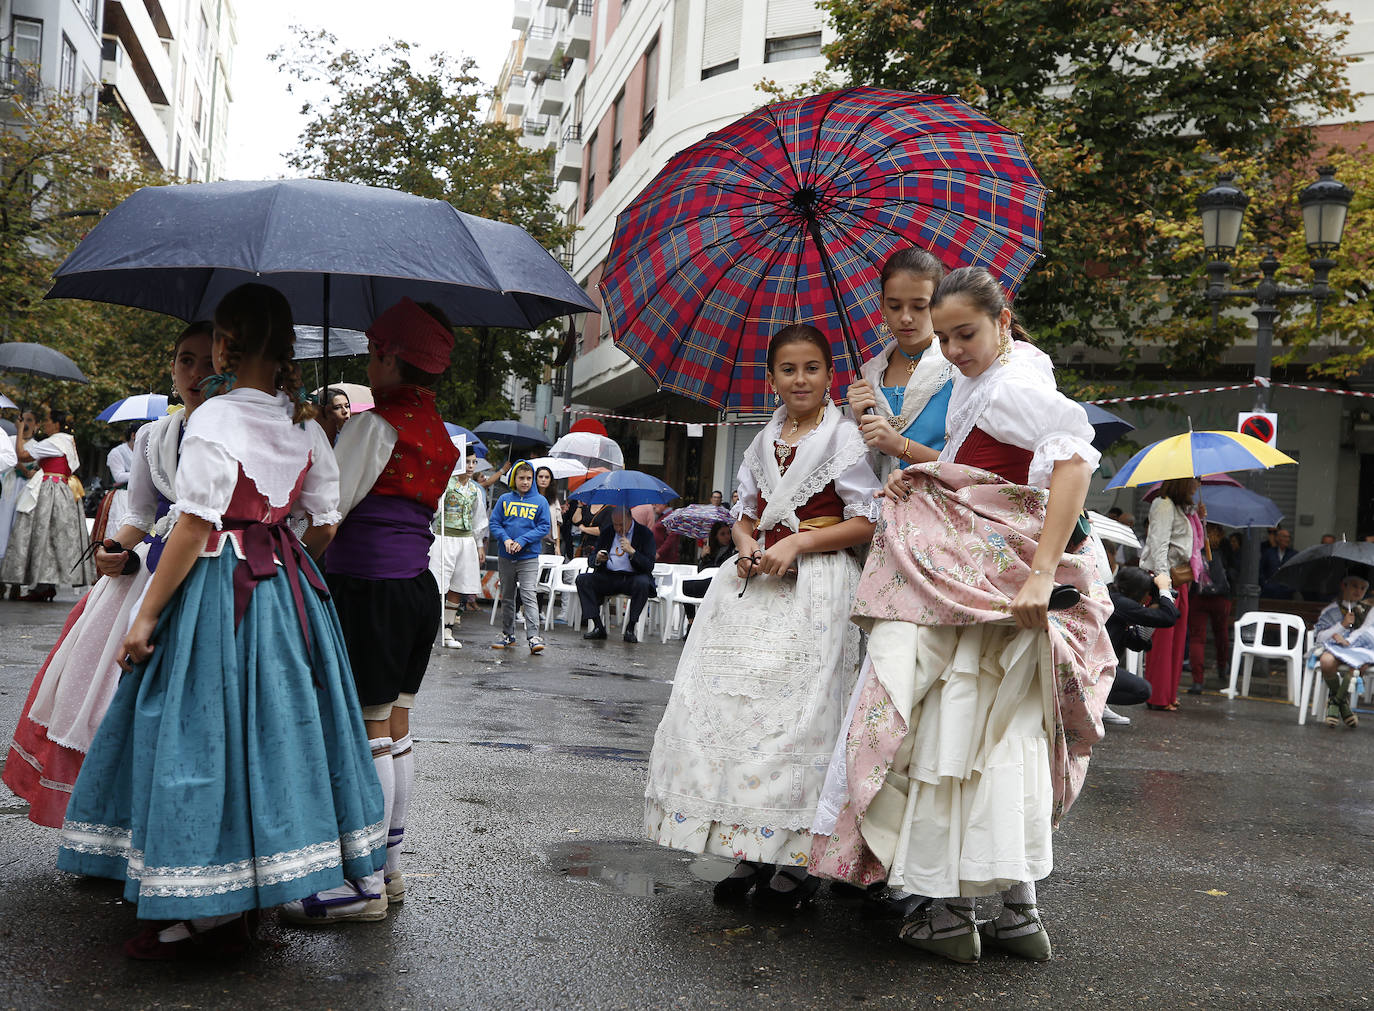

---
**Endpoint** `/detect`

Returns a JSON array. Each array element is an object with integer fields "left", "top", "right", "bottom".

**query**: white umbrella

[
  {"left": 1089, "top": 511, "right": 1140, "bottom": 549},
  {"left": 97, "top": 393, "right": 169, "bottom": 423},
  {"left": 312, "top": 382, "right": 372, "bottom": 408},
  {"left": 0, "top": 393, "right": 16, "bottom": 410},
  {"left": 525, "top": 456, "right": 587, "bottom": 480},
  {"left": 549, "top": 430, "right": 624, "bottom": 470},
  {"left": 471, "top": 457, "right": 494, "bottom": 475}
]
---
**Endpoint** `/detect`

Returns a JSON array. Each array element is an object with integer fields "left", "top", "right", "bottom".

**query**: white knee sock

[
  {"left": 443, "top": 603, "right": 458, "bottom": 630},
  {"left": 156, "top": 913, "right": 240, "bottom": 942},
  {"left": 386, "top": 733, "right": 413, "bottom": 875},
  {"left": 370, "top": 735, "right": 395, "bottom": 869}
]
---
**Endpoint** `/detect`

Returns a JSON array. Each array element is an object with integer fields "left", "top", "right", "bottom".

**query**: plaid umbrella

[
  {"left": 663, "top": 503, "right": 734, "bottom": 540},
  {"left": 599, "top": 87, "right": 1048, "bottom": 413}
]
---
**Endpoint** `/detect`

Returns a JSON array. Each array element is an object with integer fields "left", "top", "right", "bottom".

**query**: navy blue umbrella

[
  {"left": 46, "top": 178, "right": 597, "bottom": 387},
  {"left": 1199, "top": 484, "right": 1283, "bottom": 529},
  {"left": 474, "top": 419, "right": 551, "bottom": 450},
  {"left": 0, "top": 342, "right": 88, "bottom": 383},
  {"left": 569, "top": 469, "right": 678, "bottom": 510},
  {"left": 1079, "top": 402, "right": 1134, "bottom": 451}
]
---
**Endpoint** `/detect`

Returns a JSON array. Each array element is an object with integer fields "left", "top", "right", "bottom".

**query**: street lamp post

[{"left": 1196, "top": 166, "right": 1354, "bottom": 616}]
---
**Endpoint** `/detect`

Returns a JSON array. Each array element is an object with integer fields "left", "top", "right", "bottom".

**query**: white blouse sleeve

[
  {"left": 731, "top": 461, "right": 759, "bottom": 521},
  {"left": 0, "top": 434, "right": 14, "bottom": 470},
  {"left": 25, "top": 437, "right": 65, "bottom": 460},
  {"left": 473, "top": 484, "right": 490, "bottom": 540},
  {"left": 978, "top": 380, "right": 1101, "bottom": 488},
  {"left": 107, "top": 444, "right": 132, "bottom": 485},
  {"left": 332, "top": 412, "right": 398, "bottom": 520},
  {"left": 295, "top": 422, "right": 342, "bottom": 527},
  {"left": 834, "top": 453, "right": 882, "bottom": 522},
  {"left": 118, "top": 426, "right": 158, "bottom": 533},
  {"left": 169, "top": 434, "right": 239, "bottom": 530}
]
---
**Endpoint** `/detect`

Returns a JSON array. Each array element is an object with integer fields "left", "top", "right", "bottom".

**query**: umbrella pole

[
  {"left": 321, "top": 273, "right": 331, "bottom": 396},
  {"left": 804, "top": 217, "right": 866, "bottom": 405}
]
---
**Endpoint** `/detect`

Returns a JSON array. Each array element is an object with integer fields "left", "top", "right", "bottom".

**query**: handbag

[{"left": 1169, "top": 562, "right": 1194, "bottom": 588}]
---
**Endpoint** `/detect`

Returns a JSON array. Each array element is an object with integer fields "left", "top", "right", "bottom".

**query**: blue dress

[
  {"left": 57, "top": 389, "right": 384, "bottom": 920},
  {"left": 882, "top": 377, "right": 954, "bottom": 452}
]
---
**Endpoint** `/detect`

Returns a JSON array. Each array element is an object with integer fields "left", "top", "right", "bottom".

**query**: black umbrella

[
  {"left": 0, "top": 342, "right": 88, "bottom": 383},
  {"left": 474, "top": 419, "right": 552, "bottom": 452},
  {"left": 1080, "top": 402, "right": 1134, "bottom": 452},
  {"left": 1274, "top": 540, "right": 1374, "bottom": 596},
  {"left": 46, "top": 178, "right": 597, "bottom": 388}
]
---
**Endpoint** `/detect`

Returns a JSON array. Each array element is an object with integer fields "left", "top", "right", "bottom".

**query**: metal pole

[
  {"left": 560, "top": 317, "right": 577, "bottom": 439},
  {"left": 321, "top": 274, "right": 331, "bottom": 395},
  {"left": 1236, "top": 253, "right": 1280, "bottom": 616}
]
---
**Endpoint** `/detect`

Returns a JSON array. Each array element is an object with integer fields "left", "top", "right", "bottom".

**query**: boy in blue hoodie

[{"left": 490, "top": 461, "right": 551, "bottom": 653}]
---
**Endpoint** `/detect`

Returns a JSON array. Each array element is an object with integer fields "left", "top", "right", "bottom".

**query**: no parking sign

[{"left": 1238, "top": 411, "right": 1279, "bottom": 446}]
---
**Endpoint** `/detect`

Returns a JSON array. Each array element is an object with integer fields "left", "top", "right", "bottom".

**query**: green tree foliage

[
  {"left": 804, "top": 0, "right": 1358, "bottom": 377},
  {"left": 0, "top": 90, "right": 178, "bottom": 456},
  {"left": 272, "top": 30, "right": 578, "bottom": 425}
]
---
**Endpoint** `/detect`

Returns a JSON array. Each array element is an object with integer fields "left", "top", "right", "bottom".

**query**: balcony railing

[
  {"left": 0, "top": 58, "right": 42, "bottom": 102},
  {"left": 522, "top": 116, "right": 550, "bottom": 136}
]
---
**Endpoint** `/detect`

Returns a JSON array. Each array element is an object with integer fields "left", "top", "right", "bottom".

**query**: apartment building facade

[{"left": 2, "top": 0, "right": 236, "bottom": 180}]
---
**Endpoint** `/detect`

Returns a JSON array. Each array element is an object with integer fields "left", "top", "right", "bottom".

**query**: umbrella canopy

[
  {"left": 1087, "top": 511, "right": 1140, "bottom": 549},
  {"left": 0, "top": 393, "right": 16, "bottom": 410},
  {"left": 471, "top": 457, "right": 495, "bottom": 475},
  {"left": 664, "top": 503, "right": 734, "bottom": 540},
  {"left": 1197, "top": 485, "right": 1283, "bottom": 529},
  {"left": 569, "top": 469, "right": 678, "bottom": 510},
  {"left": 568, "top": 418, "right": 609, "bottom": 436},
  {"left": 0, "top": 342, "right": 88, "bottom": 383},
  {"left": 599, "top": 87, "right": 1047, "bottom": 413},
  {"left": 294, "top": 326, "right": 368, "bottom": 359},
  {"left": 474, "top": 420, "right": 551, "bottom": 450},
  {"left": 0, "top": 418, "right": 12, "bottom": 436},
  {"left": 96, "top": 394, "right": 169, "bottom": 423},
  {"left": 1080, "top": 402, "right": 1134, "bottom": 452},
  {"left": 567, "top": 467, "right": 609, "bottom": 492},
  {"left": 47, "top": 179, "right": 597, "bottom": 331},
  {"left": 1104, "top": 431, "right": 1295, "bottom": 489},
  {"left": 524, "top": 456, "right": 587, "bottom": 480},
  {"left": 313, "top": 382, "right": 372, "bottom": 406},
  {"left": 549, "top": 431, "right": 625, "bottom": 470},
  {"left": 1274, "top": 541, "right": 1374, "bottom": 597},
  {"left": 443, "top": 423, "right": 488, "bottom": 457}
]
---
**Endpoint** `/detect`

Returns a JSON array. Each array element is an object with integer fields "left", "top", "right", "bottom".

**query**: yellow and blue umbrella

[{"left": 1105, "top": 430, "right": 1294, "bottom": 489}]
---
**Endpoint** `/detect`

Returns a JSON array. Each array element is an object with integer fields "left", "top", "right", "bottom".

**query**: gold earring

[
  {"left": 998, "top": 328, "right": 1013, "bottom": 365},
  {"left": 774, "top": 391, "right": 781, "bottom": 407},
  {"left": 878, "top": 320, "right": 893, "bottom": 341}
]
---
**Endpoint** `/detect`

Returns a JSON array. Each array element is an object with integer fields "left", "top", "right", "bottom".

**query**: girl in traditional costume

[
  {"left": 811, "top": 268, "right": 1116, "bottom": 963},
  {"left": 0, "top": 410, "right": 38, "bottom": 592},
  {"left": 644, "top": 324, "right": 881, "bottom": 909},
  {"left": 432, "top": 444, "right": 489, "bottom": 649},
  {"left": 56, "top": 284, "right": 385, "bottom": 959},
  {"left": 1, "top": 406, "right": 95, "bottom": 599},
  {"left": 3, "top": 324, "right": 214, "bottom": 827},
  {"left": 847, "top": 248, "right": 953, "bottom": 477}
]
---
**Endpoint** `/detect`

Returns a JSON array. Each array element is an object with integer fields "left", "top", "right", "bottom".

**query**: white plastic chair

[
  {"left": 544, "top": 557, "right": 588, "bottom": 630},
  {"left": 1225, "top": 612, "right": 1307, "bottom": 703},
  {"left": 489, "top": 553, "right": 563, "bottom": 626},
  {"left": 665, "top": 567, "right": 719, "bottom": 642},
  {"left": 1300, "top": 639, "right": 1371, "bottom": 726},
  {"left": 631, "top": 563, "right": 678, "bottom": 640}
]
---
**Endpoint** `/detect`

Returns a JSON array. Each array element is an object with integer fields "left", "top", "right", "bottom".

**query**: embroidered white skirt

[{"left": 644, "top": 549, "right": 862, "bottom": 866}]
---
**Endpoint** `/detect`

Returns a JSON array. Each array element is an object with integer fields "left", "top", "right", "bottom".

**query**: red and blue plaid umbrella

[{"left": 599, "top": 88, "right": 1048, "bottom": 414}]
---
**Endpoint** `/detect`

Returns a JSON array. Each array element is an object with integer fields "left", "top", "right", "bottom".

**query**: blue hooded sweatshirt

[{"left": 491, "top": 487, "right": 551, "bottom": 560}]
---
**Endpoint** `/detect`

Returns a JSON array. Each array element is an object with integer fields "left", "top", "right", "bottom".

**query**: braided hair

[{"left": 212, "top": 283, "right": 316, "bottom": 424}]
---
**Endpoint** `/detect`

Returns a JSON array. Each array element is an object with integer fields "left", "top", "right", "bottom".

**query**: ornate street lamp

[{"left": 1198, "top": 166, "right": 1354, "bottom": 615}]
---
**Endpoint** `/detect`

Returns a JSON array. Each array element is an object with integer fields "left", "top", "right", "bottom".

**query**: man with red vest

[{"left": 284, "top": 297, "right": 458, "bottom": 926}]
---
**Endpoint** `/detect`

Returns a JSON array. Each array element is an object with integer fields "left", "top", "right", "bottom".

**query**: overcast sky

[{"left": 224, "top": 0, "right": 517, "bottom": 180}]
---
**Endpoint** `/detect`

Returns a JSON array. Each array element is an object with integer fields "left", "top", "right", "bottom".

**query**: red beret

[{"left": 367, "top": 297, "right": 454, "bottom": 373}]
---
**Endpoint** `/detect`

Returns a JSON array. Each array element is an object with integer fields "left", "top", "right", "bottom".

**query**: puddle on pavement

[
  {"left": 569, "top": 667, "right": 649, "bottom": 682},
  {"left": 0, "top": 803, "right": 30, "bottom": 815},
  {"left": 466, "top": 740, "right": 648, "bottom": 762},
  {"left": 548, "top": 839, "right": 731, "bottom": 897}
]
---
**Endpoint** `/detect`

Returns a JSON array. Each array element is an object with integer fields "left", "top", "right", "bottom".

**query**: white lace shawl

[
  {"left": 938, "top": 341, "right": 1100, "bottom": 488},
  {"left": 856, "top": 339, "right": 953, "bottom": 434},
  {"left": 737, "top": 402, "right": 879, "bottom": 532},
  {"left": 136, "top": 412, "right": 186, "bottom": 537}
]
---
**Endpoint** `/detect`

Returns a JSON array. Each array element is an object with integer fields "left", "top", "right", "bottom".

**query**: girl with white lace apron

[
  {"left": 644, "top": 324, "right": 880, "bottom": 909},
  {"left": 3, "top": 324, "right": 215, "bottom": 827}
]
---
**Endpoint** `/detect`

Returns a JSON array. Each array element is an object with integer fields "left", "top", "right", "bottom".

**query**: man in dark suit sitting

[{"left": 577, "top": 507, "right": 657, "bottom": 643}]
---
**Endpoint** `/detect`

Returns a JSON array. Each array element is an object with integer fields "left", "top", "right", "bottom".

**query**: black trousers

[
  {"left": 577, "top": 568, "right": 655, "bottom": 629},
  {"left": 1108, "top": 666, "right": 1151, "bottom": 706}
]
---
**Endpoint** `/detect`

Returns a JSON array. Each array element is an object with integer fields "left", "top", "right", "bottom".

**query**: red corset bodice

[
  {"left": 39, "top": 456, "right": 72, "bottom": 477},
  {"left": 203, "top": 464, "right": 309, "bottom": 556},
  {"left": 954, "top": 427, "right": 1033, "bottom": 485},
  {"left": 756, "top": 481, "right": 846, "bottom": 548}
]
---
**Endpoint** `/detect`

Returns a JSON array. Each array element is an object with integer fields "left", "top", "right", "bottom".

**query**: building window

[
  {"left": 174, "top": 133, "right": 182, "bottom": 175},
  {"left": 609, "top": 90, "right": 624, "bottom": 181},
  {"left": 640, "top": 36, "right": 658, "bottom": 140},
  {"left": 188, "top": 156, "right": 198, "bottom": 182},
  {"left": 584, "top": 129, "right": 598, "bottom": 212},
  {"left": 80, "top": 67, "right": 96, "bottom": 119},
  {"left": 84, "top": 0, "right": 100, "bottom": 29},
  {"left": 12, "top": 18, "right": 43, "bottom": 70},
  {"left": 701, "top": 0, "right": 742, "bottom": 79},
  {"left": 59, "top": 35, "right": 77, "bottom": 95},
  {"left": 197, "top": 9, "right": 210, "bottom": 55},
  {"left": 764, "top": 32, "right": 823, "bottom": 63},
  {"left": 701, "top": 59, "right": 738, "bottom": 79},
  {"left": 192, "top": 83, "right": 204, "bottom": 135}
]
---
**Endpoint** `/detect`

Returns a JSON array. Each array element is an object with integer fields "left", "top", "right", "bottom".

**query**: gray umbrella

[
  {"left": 0, "top": 342, "right": 88, "bottom": 383},
  {"left": 46, "top": 178, "right": 597, "bottom": 387}
]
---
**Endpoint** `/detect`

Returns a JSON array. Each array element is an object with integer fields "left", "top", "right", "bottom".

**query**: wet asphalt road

[{"left": 0, "top": 592, "right": 1372, "bottom": 1010}]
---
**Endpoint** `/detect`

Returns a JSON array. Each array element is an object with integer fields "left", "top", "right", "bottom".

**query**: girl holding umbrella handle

[
  {"left": 644, "top": 324, "right": 881, "bottom": 908},
  {"left": 811, "top": 268, "right": 1115, "bottom": 964},
  {"left": 846, "top": 248, "right": 953, "bottom": 475}
]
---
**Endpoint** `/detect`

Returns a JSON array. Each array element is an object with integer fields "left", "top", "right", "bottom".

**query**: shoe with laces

[
  {"left": 492, "top": 633, "right": 516, "bottom": 650},
  {"left": 979, "top": 902, "right": 1052, "bottom": 962},
  {"left": 385, "top": 871, "right": 405, "bottom": 904},
  {"left": 280, "top": 881, "right": 388, "bottom": 925},
  {"left": 1101, "top": 706, "right": 1131, "bottom": 727},
  {"left": 529, "top": 636, "right": 545, "bottom": 654}
]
